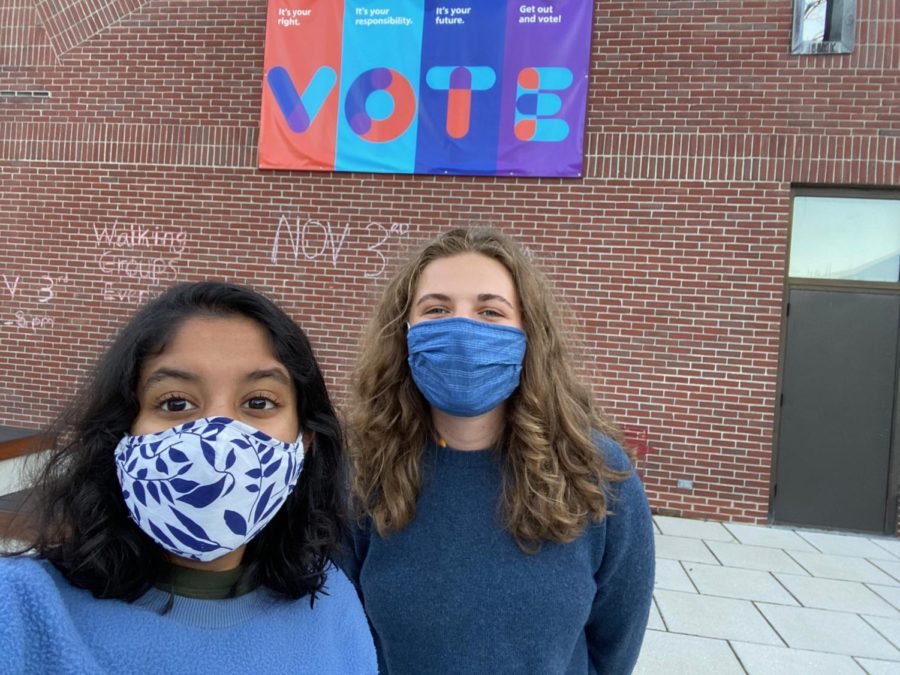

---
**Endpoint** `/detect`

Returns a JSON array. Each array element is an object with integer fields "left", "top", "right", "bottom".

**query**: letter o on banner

[{"left": 345, "top": 68, "right": 416, "bottom": 143}]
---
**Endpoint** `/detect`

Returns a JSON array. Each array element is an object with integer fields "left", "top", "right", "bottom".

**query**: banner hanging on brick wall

[{"left": 258, "top": 0, "right": 593, "bottom": 177}]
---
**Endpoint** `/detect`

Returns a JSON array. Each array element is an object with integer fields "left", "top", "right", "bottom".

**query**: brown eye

[
  {"left": 246, "top": 397, "right": 276, "bottom": 410},
  {"left": 160, "top": 398, "right": 195, "bottom": 412}
]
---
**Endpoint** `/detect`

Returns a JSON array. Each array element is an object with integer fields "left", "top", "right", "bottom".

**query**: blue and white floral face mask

[{"left": 114, "top": 417, "right": 305, "bottom": 562}]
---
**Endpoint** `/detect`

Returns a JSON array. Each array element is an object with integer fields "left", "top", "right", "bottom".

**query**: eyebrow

[
  {"left": 415, "top": 293, "right": 450, "bottom": 307},
  {"left": 477, "top": 293, "right": 515, "bottom": 309},
  {"left": 244, "top": 368, "right": 291, "bottom": 386},
  {"left": 140, "top": 368, "right": 196, "bottom": 394},
  {"left": 414, "top": 293, "right": 515, "bottom": 309},
  {"left": 140, "top": 367, "right": 291, "bottom": 393}
]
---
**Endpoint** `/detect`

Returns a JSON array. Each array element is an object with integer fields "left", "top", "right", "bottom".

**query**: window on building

[
  {"left": 790, "top": 195, "right": 900, "bottom": 283},
  {"left": 791, "top": 0, "right": 856, "bottom": 55}
]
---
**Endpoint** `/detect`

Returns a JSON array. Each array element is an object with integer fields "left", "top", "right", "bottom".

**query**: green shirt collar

[{"left": 155, "top": 563, "right": 256, "bottom": 600}]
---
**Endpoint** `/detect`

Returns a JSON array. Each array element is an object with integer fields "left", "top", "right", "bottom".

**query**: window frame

[
  {"left": 787, "top": 187, "right": 900, "bottom": 288},
  {"left": 791, "top": 0, "right": 857, "bottom": 55}
]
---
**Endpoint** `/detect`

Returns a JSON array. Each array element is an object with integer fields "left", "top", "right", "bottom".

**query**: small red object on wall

[{"left": 621, "top": 425, "right": 653, "bottom": 480}]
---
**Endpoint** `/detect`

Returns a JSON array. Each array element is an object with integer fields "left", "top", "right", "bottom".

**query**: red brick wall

[{"left": 2, "top": 0, "right": 898, "bottom": 523}]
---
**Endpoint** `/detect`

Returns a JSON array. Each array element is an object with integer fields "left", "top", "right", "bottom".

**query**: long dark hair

[{"left": 17, "top": 282, "right": 345, "bottom": 603}]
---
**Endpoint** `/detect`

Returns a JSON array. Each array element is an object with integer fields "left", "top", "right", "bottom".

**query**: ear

[{"left": 301, "top": 430, "right": 315, "bottom": 452}]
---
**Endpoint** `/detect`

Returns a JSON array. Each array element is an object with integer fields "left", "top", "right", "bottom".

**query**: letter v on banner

[
  {"left": 267, "top": 67, "right": 338, "bottom": 133},
  {"left": 258, "top": 0, "right": 345, "bottom": 170}
]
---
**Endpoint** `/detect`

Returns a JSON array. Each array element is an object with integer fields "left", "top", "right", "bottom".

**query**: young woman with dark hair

[
  {"left": 0, "top": 281, "right": 376, "bottom": 673},
  {"left": 344, "top": 228, "right": 654, "bottom": 674}
]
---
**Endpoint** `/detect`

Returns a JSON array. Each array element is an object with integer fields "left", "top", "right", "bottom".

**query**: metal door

[{"left": 773, "top": 289, "right": 900, "bottom": 532}]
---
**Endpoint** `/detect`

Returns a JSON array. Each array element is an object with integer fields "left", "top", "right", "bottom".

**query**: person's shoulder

[
  {"left": 0, "top": 555, "right": 59, "bottom": 589},
  {"left": 314, "top": 564, "right": 370, "bottom": 627},
  {"left": 591, "top": 431, "right": 634, "bottom": 473},
  {"left": 0, "top": 557, "right": 71, "bottom": 672},
  {"left": 321, "top": 562, "right": 364, "bottom": 606},
  {"left": 0, "top": 555, "right": 71, "bottom": 615},
  {"left": 303, "top": 563, "right": 376, "bottom": 665},
  {"left": 262, "top": 566, "right": 373, "bottom": 672}
]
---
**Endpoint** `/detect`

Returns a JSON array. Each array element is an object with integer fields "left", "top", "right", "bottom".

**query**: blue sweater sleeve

[{"left": 585, "top": 439, "right": 655, "bottom": 674}]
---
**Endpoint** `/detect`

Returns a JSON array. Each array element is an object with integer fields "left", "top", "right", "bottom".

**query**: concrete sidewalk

[{"left": 637, "top": 516, "right": 900, "bottom": 674}]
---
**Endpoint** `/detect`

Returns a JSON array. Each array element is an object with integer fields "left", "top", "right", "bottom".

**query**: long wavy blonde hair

[{"left": 347, "top": 227, "right": 628, "bottom": 551}]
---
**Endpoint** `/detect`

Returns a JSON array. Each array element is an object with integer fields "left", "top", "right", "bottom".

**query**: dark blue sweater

[{"left": 344, "top": 437, "right": 655, "bottom": 674}]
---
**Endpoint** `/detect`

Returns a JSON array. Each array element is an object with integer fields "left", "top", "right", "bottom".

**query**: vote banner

[{"left": 259, "top": 0, "right": 593, "bottom": 177}]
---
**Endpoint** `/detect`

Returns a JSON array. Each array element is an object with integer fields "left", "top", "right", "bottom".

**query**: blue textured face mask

[{"left": 406, "top": 317, "right": 527, "bottom": 417}]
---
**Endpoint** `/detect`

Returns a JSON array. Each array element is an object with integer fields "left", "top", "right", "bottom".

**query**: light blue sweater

[
  {"left": 344, "top": 436, "right": 655, "bottom": 674},
  {"left": 0, "top": 557, "right": 376, "bottom": 674}
]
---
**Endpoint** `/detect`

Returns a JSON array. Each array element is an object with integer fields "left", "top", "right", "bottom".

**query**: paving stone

[
  {"left": 647, "top": 599, "right": 665, "bottom": 630},
  {"left": 774, "top": 574, "right": 899, "bottom": 617},
  {"left": 654, "top": 558, "right": 696, "bottom": 593},
  {"left": 865, "top": 616, "right": 900, "bottom": 650},
  {"left": 872, "top": 560, "right": 900, "bottom": 585},
  {"left": 641, "top": 518, "right": 900, "bottom": 672},
  {"left": 871, "top": 539, "right": 900, "bottom": 559},
  {"left": 724, "top": 522, "right": 818, "bottom": 552},
  {"left": 798, "top": 531, "right": 900, "bottom": 561},
  {"left": 871, "top": 585, "right": 900, "bottom": 612},
  {"left": 684, "top": 562, "right": 797, "bottom": 604},
  {"left": 706, "top": 540, "right": 809, "bottom": 575},
  {"left": 633, "top": 630, "right": 744, "bottom": 675},
  {"left": 856, "top": 658, "right": 900, "bottom": 674},
  {"left": 654, "top": 515, "right": 735, "bottom": 542},
  {"left": 654, "top": 589, "right": 782, "bottom": 645},
  {"left": 788, "top": 551, "right": 898, "bottom": 584},
  {"left": 654, "top": 534, "right": 718, "bottom": 564},
  {"left": 731, "top": 641, "right": 865, "bottom": 675},
  {"left": 757, "top": 603, "right": 900, "bottom": 659}
]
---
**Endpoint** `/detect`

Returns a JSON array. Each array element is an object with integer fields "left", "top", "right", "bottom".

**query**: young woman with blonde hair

[{"left": 344, "top": 228, "right": 654, "bottom": 674}]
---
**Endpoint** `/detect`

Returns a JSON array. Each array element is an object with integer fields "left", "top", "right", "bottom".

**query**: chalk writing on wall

[
  {"left": 1, "top": 272, "right": 69, "bottom": 331},
  {"left": 5, "top": 311, "right": 54, "bottom": 329},
  {"left": 92, "top": 221, "right": 188, "bottom": 304},
  {"left": 2, "top": 272, "right": 70, "bottom": 304},
  {"left": 271, "top": 216, "right": 410, "bottom": 278}
]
